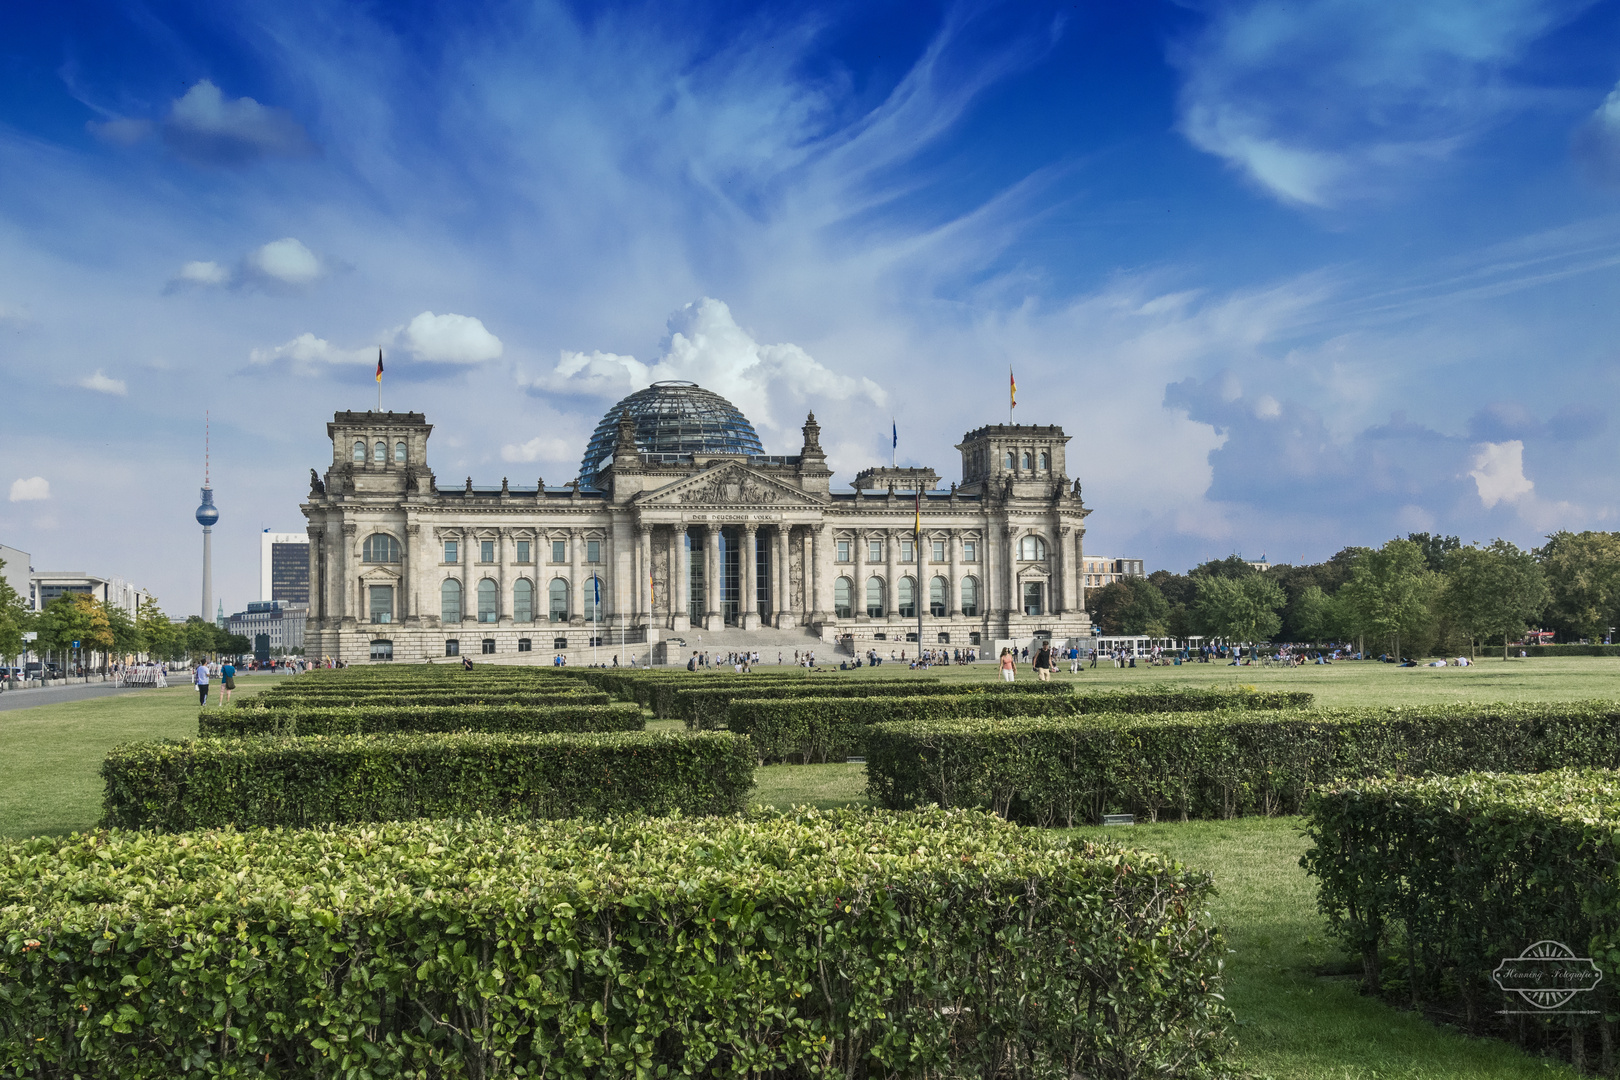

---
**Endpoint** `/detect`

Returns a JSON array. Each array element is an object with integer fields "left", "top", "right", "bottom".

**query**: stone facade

[{"left": 302, "top": 401, "right": 1094, "bottom": 663}]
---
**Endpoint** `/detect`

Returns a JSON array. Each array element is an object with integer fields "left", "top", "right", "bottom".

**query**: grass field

[{"left": 3, "top": 659, "right": 1612, "bottom": 1077}]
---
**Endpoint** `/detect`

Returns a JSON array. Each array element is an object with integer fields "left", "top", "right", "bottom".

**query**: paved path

[{"left": 0, "top": 681, "right": 149, "bottom": 712}]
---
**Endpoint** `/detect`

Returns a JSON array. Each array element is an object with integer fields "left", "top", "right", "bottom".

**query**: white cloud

[
  {"left": 9, "top": 476, "right": 49, "bottom": 502},
  {"left": 77, "top": 369, "right": 127, "bottom": 396},
  {"left": 86, "top": 116, "right": 153, "bottom": 146},
  {"left": 1574, "top": 79, "right": 1620, "bottom": 186},
  {"left": 244, "top": 238, "right": 323, "bottom": 286},
  {"left": 501, "top": 435, "right": 574, "bottom": 463},
  {"left": 162, "top": 80, "right": 313, "bottom": 166},
  {"left": 248, "top": 332, "right": 371, "bottom": 370},
  {"left": 399, "top": 311, "right": 503, "bottom": 364},
  {"left": 1253, "top": 393, "right": 1281, "bottom": 419},
  {"left": 541, "top": 297, "right": 887, "bottom": 444},
  {"left": 1469, "top": 440, "right": 1535, "bottom": 507},
  {"left": 175, "top": 260, "right": 230, "bottom": 287}
]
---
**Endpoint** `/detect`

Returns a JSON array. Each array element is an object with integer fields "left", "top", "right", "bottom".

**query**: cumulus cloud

[
  {"left": 501, "top": 435, "right": 574, "bottom": 463},
  {"left": 399, "top": 311, "right": 503, "bottom": 363},
  {"left": 1470, "top": 440, "right": 1535, "bottom": 508},
  {"left": 249, "top": 311, "right": 502, "bottom": 374},
  {"left": 1573, "top": 80, "right": 1620, "bottom": 186},
  {"left": 162, "top": 80, "right": 314, "bottom": 166},
  {"left": 538, "top": 298, "right": 887, "bottom": 445},
  {"left": 9, "top": 477, "right": 49, "bottom": 502},
  {"left": 243, "top": 238, "right": 323, "bottom": 287},
  {"left": 169, "top": 260, "right": 230, "bottom": 289},
  {"left": 1172, "top": 0, "right": 1583, "bottom": 206},
  {"left": 77, "top": 369, "right": 127, "bottom": 396}
]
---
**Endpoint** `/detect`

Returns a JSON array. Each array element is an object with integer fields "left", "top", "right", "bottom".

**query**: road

[{"left": 0, "top": 681, "right": 149, "bottom": 712}]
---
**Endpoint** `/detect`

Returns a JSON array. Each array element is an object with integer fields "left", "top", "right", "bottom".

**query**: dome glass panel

[{"left": 578, "top": 381, "right": 764, "bottom": 480}]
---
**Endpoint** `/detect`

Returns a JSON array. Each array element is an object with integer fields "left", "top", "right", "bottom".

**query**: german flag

[
  {"left": 1009, "top": 366, "right": 1017, "bottom": 411},
  {"left": 376, "top": 349, "right": 384, "bottom": 384}
]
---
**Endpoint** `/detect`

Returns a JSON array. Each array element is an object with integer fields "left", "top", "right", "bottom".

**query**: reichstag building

[{"left": 301, "top": 381, "right": 1094, "bottom": 663}]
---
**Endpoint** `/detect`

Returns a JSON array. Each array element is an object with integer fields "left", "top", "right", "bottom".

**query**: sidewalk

[{"left": 0, "top": 680, "right": 142, "bottom": 712}]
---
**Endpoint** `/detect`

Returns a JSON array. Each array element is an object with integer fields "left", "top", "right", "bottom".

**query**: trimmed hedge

[
  {"left": 249, "top": 689, "right": 612, "bottom": 709},
  {"left": 1303, "top": 770, "right": 1620, "bottom": 1055},
  {"left": 100, "top": 731, "right": 753, "bottom": 831},
  {"left": 866, "top": 700, "right": 1620, "bottom": 826},
  {"left": 0, "top": 809, "right": 1230, "bottom": 1078},
  {"left": 729, "top": 687, "right": 1315, "bottom": 764},
  {"left": 1517, "top": 643, "right": 1620, "bottom": 657},
  {"left": 676, "top": 678, "right": 944, "bottom": 729},
  {"left": 199, "top": 702, "right": 645, "bottom": 738}
]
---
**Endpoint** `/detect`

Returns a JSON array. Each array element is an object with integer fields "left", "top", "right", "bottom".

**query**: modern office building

[
  {"left": 260, "top": 531, "right": 311, "bottom": 603},
  {"left": 28, "top": 571, "right": 150, "bottom": 616},
  {"left": 0, "top": 543, "right": 30, "bottom": 603},
  {"left": 1079, "top": 557, "right": 1146, "bottom": 588},
  {"left": 302, "top": 380, "right": 1098, "bottom": 663},
  {"left": 225, "top": 599, "right": 306, "bottom": 655}
]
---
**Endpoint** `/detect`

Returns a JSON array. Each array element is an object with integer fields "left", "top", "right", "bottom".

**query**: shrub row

[
  {"left": 865, "top": 700, "right": 1620, "bottom": 826},
  {"left": 250, "top": 689, "right": 611, "bottom": 709},
  {"left": 199, "top": 702, "right": 645, "bottom": 738},
  {"left": 729, "top": 687, "right": 1315, "bottom": 764},
  {"left": 100, "top": 731, "right": 753, "bottom": 831},
  {"left": 1303, "top": 770, "right": 1620, "bottom": 1056},
  {"left": 675, "top": 678, "right": 946, "bottom": 729},
  {"left": 0, "top": 809, "right": 1230, "bottom": 1078},
  {"left": 1517, "top": 643, "right": 1620, "bottom": 657},
  {"left": 549, "top": 669, "right": 811, "bottom": 714}
]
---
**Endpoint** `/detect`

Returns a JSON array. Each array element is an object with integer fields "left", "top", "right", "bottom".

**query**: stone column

[
  {"left": 307, "top": 526, "right": 324, "bottom": 623},
  {"left": 403, "top": 522, "right": 418, "bottom": 622},
  {"left": 1005, "top": 525, "right": 1019, "bottom": 622},
  {"left": 948, "top": 528, "right": 961, "bottom": 620},
  {"left": 569, "top": 528, "right": 584, "bottom": 626},
  {"left": 497, "top": 528, "right": 510, "bottom": 621},
  {"left": 886, "top": 527, "right": 900, "bottom": 624},
  {"left": 672, "top": 527, "right": 690, "bottom": 632},
  {"left": 741, "top": 524, "right": 760, "bottom": 630},
  {"left": 807, "top": 525, "right": 825, "bottom": 623},
  {"left": 1057, "top": 525, "right": 1074, "bottom": 615},
  {"left": 340, "top": 523, "right": 357, "bottom": 624},
  {"left": 853, "top": 529, "right": 868, "bottom": 622},
  {"left": 460, "top": 529, "right": 473, "bottom": 623},
  {"left": 638, "top": 524, "right": 653, "bottom": 627},
  {"left": 775, "top": 526, "right": 791, "bottom": 627},
  {"left": 705, "top": 525, "right": 722, "bottom": 630}
]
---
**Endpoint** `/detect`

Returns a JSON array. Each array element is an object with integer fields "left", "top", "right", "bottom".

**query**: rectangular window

[
  {"left": 444, "top": 540, "right": 458, "bottom": 563},
  {"left": 369, "top": 639, "right": 394, "bottom": 661},
  {"left": 587, "top": 540, "right": 601, "bottom": 563},
  {"left": 368, "top": 585, "right": 393, "bottom": 624},
  {"left": 969, "top": 632, "right": 981, "bottom": 646},
  {"left": 516, "top": 541, "right": 530, "bottom": 563},
  {"left": 554, "top": 637, "right": 569, "bottom": 650},
  {"left": 552, "top": 540, "right": 566, "bottom": 563},
  {"left": 900, "top": 540, "right": 914, "bottom": 563},
  {"left": 868, "top": 539, "right": 883, "bottom": 562},
  {"left": 836, "top": 540, "right": 851, "bottom": 563},
  {"left": 481, "top": 638, "right": 496, "bottom": 654},
  {"left": 962, "top": 541, "right": 977, "bottom": 562},
  {"left": 517, "top": 638, "right": 532, "bottom": 652},
  {"left": 932, "top": 540, "right": 945, "bottom": 562},
  {"left": 480, "top": 540, "right": 495, "bottom": 563},
  {"left": 445, "top": 639, "right": 460, "bottom": 656}
]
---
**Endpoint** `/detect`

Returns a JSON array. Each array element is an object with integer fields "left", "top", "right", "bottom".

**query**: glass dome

[{"left": 578, "top": 381, "right": 764, "bottom": 480}]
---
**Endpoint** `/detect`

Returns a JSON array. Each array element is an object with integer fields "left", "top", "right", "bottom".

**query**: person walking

[
  {"left": 194, "top": 659, "right": 210, "bottom": 706},
  {"left": 220, "top": 658, "right": 236, "bottom": 704},
  {"left": 1033, "top": 641, "right": 1053, "bottom": 682},
  {"left": 998, "top": 647, "right": 1016, "bottom": 682}
]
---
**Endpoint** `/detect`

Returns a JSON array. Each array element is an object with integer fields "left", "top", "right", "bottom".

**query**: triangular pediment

[{"left": 638, "top": 462, "right": 823, "bottom": 509}]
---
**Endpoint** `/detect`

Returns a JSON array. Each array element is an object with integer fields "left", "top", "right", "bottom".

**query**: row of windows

[
  {"left": 1004, "top": 449, "right": 1051, "bottom": 471},
  {"left": 361, "top": 536, "right": 602, "bottom": 565},
  {"left": 832, "top": 537, "right": 1048, "bottom": 563},
  {"left": 354, "top": 440, "right": 409, "bottom": 465},
  {"left": 831, "top": 575, "right": 981, "bottom": 619},
  {"left": 370, "top": 638, "right": 568, "bottom": 661},
  {"left": 435, "top": 577, "right": 601, "bottom": 624}
]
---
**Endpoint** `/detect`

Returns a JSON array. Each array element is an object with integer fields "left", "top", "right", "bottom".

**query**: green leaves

[
  {"left": 200, "top": 702, "right": 644, "bottom": 738},
  {"left": 0, "top": 809, "right": 1230, "bottom": 1078}
]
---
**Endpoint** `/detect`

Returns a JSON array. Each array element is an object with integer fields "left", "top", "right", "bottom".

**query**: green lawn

[{"left": 5, "top": 660, "right": 1612, "bottom": 1077}]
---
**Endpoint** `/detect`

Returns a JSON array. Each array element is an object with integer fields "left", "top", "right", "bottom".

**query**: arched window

[
  {"left": 866, "top": 577, "right": 885, "bottom": 618},
  {"left": 513, "top": 579, "right": 534, "bottom": 623},
  {"left": 440, "top": 579, "right": 462, "bottom": 624},
  {"left": 1038, "top": 451, "right": 1049, "bottom": 471},
  {"left": 833, "top": 576, "right": 853, "bottom": 619},
  {"left": 477, "top": 578, "right": 498, "bottom": 623},
  {"left": 374, "top": 441, "right": 387, "bottom": 463},
  {"left": 549, "top": 578, "right": 569, "bottom": 622},
  {"left": 362, "top": 533, "right": 401, "bottom": 563},
  {"left": 1021, "top": 451, "right": 1032, "bottom": 470},
  {"left": 394, "top": 441, "right": 407, "bottom": 464},
  {"left": 960, "top": 576, "right": 979, "bottom": 617},
  {"left": 930, "top": 576, "right": 948, "bottom": 618},
  {"left": 353, "top": 440, "right": 366, "bottom": 463},
  {"left": 1019, "top": 536, "right": 1047, "bottom": 561},
  {"left": 1004, "top": 451, "right": 1015, "bottom": 470},
  {"left": 897, "top": 576, "right": 916, "bottom": 618},
  {"left": 584, "top": 576, "right": 603, "bottom": 622}
]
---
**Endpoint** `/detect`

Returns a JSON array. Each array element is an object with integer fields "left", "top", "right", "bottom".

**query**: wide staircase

[{"left": 485, "top": 622, "right": 834, "bottom": 667}]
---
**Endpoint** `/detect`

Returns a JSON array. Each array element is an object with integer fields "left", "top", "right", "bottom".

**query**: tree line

[
  {"left": 1084, "top": 531, "right": 1620, "bottom": 659},
  {"left": 0, "top": 557, "right": 251, "bottom": 670}
]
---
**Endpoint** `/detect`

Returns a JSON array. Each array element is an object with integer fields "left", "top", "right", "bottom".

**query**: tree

[
  {"left": 1290, "top": 585, "right": 1350, "bottom": 643},
  {"left": 1146, "top": 570, "right": 1196, "bottom": 638},
  {"left": 1441, "top": 541, "right": 1549, "bottom": 659},
  {"left": 1192, "top": 574, "right": 1284, "bottom": 645},
  {"left": 1086, "top": 578, "right": 1171, "bottom": 636},
  {"left": 1338, "top": 539, "right": 1435, "bottom": 660},
  {"left": 181, "top": 616, "right": 222, "bottom": 660},
  {"left": 1536, "top": 531, "right": 1620, "bottom": 643},
  {"left": 1406, "top": 532, "right": 1461, "bottom": 573},
  {"left": 136, "top": 597, "right": 181, "bottom": 662},
  {"left": 105, "top": 604, "right": 142, "bottom": 660},
  {"left": 222, "top": 632, "right": 252, "bottom": 657},
  {"left": 1191, "top": 555, "right": 1258, "bottom": 581}
]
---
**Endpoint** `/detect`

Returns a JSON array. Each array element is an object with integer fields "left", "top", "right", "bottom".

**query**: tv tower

[{"left": 196, "top": 413, "right": 219, "bottom": 620}]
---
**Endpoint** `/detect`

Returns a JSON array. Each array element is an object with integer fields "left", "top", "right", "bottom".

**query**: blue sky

[{"left": 3, "top": 0, "right": 1620, "bottom": 617}]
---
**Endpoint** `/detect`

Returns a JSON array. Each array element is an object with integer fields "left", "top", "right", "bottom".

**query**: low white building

[{"left": 29, "top": 570, "right": 150, "bottom": 616}]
